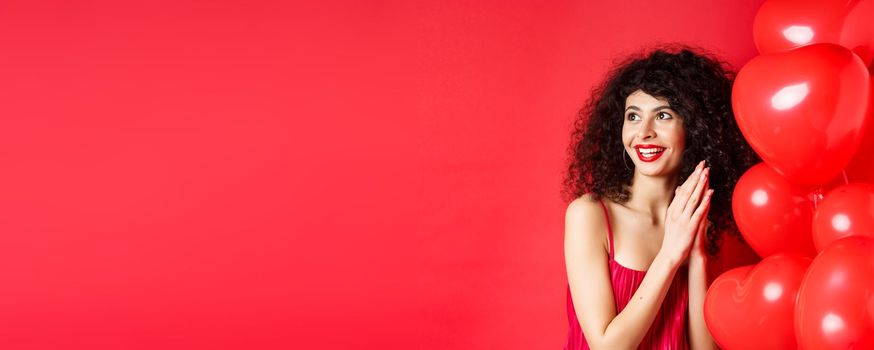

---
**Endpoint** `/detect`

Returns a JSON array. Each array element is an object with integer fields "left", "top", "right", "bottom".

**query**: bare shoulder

[
  {"left": 565, "top": 193, "right": 608, "bottom": 242},
  {"left": 565, "top": 194, "right": 606, "bottom": 233}
]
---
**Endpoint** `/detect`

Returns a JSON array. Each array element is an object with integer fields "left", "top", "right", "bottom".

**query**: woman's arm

[
  {"left": 687, "top": 256, "right": 716, "bottom": 350},
  {"left": 687, "top": 209, "right": 717, "bottom": 350},
  {"left": 565, "top": 197, "right": 682, "bottom": 349}
]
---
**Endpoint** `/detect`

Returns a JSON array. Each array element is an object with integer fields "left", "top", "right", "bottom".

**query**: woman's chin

[
  {"left": 634, "top": 163, "right": 679, "bottom": 178},
  {"left": 638, "top": 169, "right": 666, "bottom": 177}
]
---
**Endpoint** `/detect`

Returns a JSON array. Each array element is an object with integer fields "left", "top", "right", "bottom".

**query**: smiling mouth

[{"left": 635, "top": 147, "right": 666, "bottom": 162}]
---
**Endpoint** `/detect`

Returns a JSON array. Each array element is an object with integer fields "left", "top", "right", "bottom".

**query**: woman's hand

[
  {"left": 690, "top": 197, "right": 712, "bottom": 263},
  {"left": 661, "top": 160, "right": 713, "bottom": 266}
]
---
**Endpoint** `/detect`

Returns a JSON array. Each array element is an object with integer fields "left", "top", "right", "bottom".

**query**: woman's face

[{"left": 621, "top": 90, "right": 686, "bottom": 177}]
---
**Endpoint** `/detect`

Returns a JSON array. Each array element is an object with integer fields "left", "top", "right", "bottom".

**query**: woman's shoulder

[
  {"left": 566, "top": 193, "right": 602, "bottom": 213},
  {"left": 565, "top": 193, "right": 610, "bottom": 259},
  {"left": 565, "top": 193, "right": 608, "bottom": 237}
]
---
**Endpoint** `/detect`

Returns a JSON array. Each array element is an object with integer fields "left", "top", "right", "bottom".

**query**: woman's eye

[
  {"left": 658, "top": 112, "right": 672, "bottom": 119},
  {"left": 627, "top": 114, "right": 640, "bottom": 121}
]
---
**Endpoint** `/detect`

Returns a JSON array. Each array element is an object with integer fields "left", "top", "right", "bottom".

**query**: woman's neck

[{"left": 625, "top": 171, "right": 680, "bottom": 224}]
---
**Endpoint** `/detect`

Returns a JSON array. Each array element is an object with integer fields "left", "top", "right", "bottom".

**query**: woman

[{"left": 561, "top": 46, "right": 759, "bottom": 349}]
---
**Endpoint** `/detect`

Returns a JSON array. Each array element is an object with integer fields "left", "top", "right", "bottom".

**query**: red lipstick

[{"left": 634, "top": 144, "right": 666, "bottom": 163}]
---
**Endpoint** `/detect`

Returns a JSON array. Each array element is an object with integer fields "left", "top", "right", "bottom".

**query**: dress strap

[{"left": 598, "top": 199, "right": 615, "bottom": 258}]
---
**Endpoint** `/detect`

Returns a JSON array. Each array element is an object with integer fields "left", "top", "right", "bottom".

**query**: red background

[{"left": 0, "top": 1, "right": 763, "bottom": 349}]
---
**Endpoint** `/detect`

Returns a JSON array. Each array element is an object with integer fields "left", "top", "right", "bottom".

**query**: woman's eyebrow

[{"left": 624, "top": 105, "right": 672, "bottom": 112}]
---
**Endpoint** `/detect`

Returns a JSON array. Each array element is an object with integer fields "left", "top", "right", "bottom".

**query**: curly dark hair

[{"left": 561, "top": 44, "right": 760, "bottom": 257}]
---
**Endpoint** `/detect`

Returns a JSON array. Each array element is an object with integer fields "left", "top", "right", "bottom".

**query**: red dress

[{"left": 564, "top": 199, "right": 689, "bottom": 349}]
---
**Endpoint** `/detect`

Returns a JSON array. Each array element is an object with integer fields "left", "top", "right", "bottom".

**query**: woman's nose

[{"left": 638, "top": 123, "right": 656, "bottom": 140}]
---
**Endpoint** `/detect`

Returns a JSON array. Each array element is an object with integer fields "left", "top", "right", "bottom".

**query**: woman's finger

[
  {"left": 683, "top": 167, "right": 709, "bottom": 217},
  {"left": 693, "top": 199, "right": 711, "bottom": 248},
  {"left": 690, "top": 189, "right": 714, "bottom": 227},
  {"left": 684, "top": 161, "right": 705, "bottom": 190},
  {"left": 696, "top": 203, "right": 708, "bottom": 234},
  {"left": 675, "top": 161, "right": 705, "bottom": 211}
]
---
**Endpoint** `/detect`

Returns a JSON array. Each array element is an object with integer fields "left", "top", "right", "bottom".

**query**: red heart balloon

[
  {"left": 732, "top": 163, "right": 817, "bottom": 258},
  {"left": 754, "top": 0, "right": 874, "bottom": 67},
  {"left": 733, "top": 43, "right": 870, "bottom": 186},
  {"left": 704, "top": 254, "right": 811, "bottom": 350},
  {"left": 754, "top": 0, "right": 847, "bottom": 53},
  {"left": 796, "top": 236, "right": 874, "bottom": 349},
  {"left": 840, "top": 0, "right": 874, "bottom": 67},
  {"left": 813, "top": 183, "right": 874, "bottom": 252},
  {"left": 844, "top": 79, "right": 874, "bottom": 183}
]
